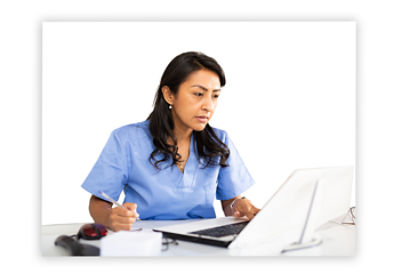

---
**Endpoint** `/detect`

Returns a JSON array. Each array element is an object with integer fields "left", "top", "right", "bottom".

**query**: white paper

[{"left": 100, "top": 229, "right": 162, "bottom": 256}]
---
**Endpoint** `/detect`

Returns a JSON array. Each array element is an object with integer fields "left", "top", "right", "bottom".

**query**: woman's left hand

[{"left": 232, "top": 198, "right": 260, "bottom": 220}]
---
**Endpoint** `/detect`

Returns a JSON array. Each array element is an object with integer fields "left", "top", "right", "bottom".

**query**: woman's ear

[{"left": 161, "top": 86, "right": 174, "bottom": 105}]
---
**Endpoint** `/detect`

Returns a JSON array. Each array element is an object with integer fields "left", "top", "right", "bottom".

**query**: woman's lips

[{"left": 195, "top": 116, "right": 208, "bottom": 123}]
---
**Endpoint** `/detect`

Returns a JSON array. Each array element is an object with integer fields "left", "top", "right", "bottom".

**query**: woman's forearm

[
  {"left": 221, "top": 197, "right": 240, "bottom": 216},
  {"left": 89, "top": 195, "right": 113, "bottom": 229}
]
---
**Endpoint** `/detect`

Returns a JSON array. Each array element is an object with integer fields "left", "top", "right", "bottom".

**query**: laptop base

[{"left": 159, "top": 231, "right": 232, "bottom": 248}]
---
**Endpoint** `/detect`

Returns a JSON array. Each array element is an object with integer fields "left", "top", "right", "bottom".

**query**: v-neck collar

[
  {"left": 178, "top": 133, "right": 199, "bottom": 189},
  {"left": 175, "top": 133, "right": 195, "bottom": 174}
]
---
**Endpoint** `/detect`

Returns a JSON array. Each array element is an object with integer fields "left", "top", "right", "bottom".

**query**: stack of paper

[{"left": 100, "top": 229, "right": 162, "bottom": 256}]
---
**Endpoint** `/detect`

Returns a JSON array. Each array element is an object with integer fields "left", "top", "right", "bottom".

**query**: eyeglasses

[
  {"left": 162, "top": 237, "right": 179, "bottom": 251},
  {"left": 341, "top": 206, "right": 356, "bottom": 225}
]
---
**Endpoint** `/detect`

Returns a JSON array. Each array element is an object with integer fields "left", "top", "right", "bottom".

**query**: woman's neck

[
  {"left": 173, "top": 125, "right": 192, "bottom": 144},
  {"left": 171, "top": 114, "right": 193, "bottom": 143}
]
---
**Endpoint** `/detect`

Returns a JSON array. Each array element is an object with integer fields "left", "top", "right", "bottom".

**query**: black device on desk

[
  {"left": 55, "top": 235, "right": 100, "bottom": 256},
  {"left": 54, "top": 223, "right": 107, "bottom": 256}
]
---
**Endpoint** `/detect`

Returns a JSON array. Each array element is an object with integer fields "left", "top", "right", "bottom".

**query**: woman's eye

[
  {"left": 213, "top": 94, "right": 220, "bottom": 98},
  {"left": 194, "top": 92, "right": 203, "bottom": 97}
]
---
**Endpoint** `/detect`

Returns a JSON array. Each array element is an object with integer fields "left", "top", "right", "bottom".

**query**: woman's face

[{"left": 163, "top": 69, "right": 221, "bottom": 133}]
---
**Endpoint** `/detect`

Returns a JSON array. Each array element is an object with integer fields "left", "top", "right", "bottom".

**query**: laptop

[{"left": 153, "top": 166, "right": 354, "bottom": 249}]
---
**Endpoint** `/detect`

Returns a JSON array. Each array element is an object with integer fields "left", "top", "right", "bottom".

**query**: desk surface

[{"left": 41, "top": 218, "right": 355, "bottom": 257}]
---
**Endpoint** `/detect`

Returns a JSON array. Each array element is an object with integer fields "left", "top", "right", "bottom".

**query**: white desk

[{"left": 41, "top": 217, "right": 355, "bottom": 256}]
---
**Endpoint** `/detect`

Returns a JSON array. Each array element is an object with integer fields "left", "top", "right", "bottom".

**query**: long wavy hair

[{"left": 147, "top": 51, "right": 230, "bottom": 170}]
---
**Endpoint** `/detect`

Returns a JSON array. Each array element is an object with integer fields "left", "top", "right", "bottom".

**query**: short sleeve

[
  {"left": 216, "top": 131, "right": 255, "bottom": 200},
  {"left": 81, "top": 130, "right": 129, "bottom": 201}
]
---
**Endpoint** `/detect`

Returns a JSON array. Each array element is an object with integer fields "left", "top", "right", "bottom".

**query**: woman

[{"left": 82, "top": 51, "right": 260, "bottom": 231}]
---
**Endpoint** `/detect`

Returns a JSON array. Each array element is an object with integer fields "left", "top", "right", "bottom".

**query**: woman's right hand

[{"left": 108, "top": 202, "right": 139, "bottom": 232}]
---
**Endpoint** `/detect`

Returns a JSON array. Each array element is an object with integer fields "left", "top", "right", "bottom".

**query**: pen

[{"left": 99, "top": 190, "right": 141, "bottom": 221}]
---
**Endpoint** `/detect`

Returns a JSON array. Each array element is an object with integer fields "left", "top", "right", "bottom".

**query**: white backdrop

[{"left": 42, "top": 21, "right": 355, "bottom": 225}]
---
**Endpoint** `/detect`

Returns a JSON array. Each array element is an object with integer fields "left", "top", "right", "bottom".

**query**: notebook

[{"left": 153, "top": 166, "right": 354, "bottom": 249}]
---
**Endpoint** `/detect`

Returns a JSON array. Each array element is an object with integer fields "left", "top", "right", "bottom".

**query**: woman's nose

[{"left": 201, "top": 95, "right": 215, "bottom": 111}]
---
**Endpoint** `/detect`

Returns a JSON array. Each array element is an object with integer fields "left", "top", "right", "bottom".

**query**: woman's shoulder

[{"left": 111, "top": 120, "right": 151, "bottom": 140}]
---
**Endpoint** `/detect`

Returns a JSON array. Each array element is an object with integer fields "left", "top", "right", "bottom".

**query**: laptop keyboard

[{"left": 189, "top": 222, "right": 249, "bottom": 238}]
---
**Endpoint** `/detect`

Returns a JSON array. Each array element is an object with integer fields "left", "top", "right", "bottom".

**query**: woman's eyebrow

[{"left": 190, "top": 85, "right": 221, "bottom": 92}]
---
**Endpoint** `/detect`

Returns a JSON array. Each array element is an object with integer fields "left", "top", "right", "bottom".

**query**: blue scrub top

[{"left": 81, "top": 120, "right": 254, "bottom": 220}]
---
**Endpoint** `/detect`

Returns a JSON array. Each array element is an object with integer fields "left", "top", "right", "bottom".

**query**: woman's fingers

[
  {"left": 234, "top": 199, "right": 260, "bottom": 220},
  {"left": 109, "top": 202, "right": 139, "bottom": 231},
  {"left": 112, "top": 223, "right": 135, "bottom": 231}
]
